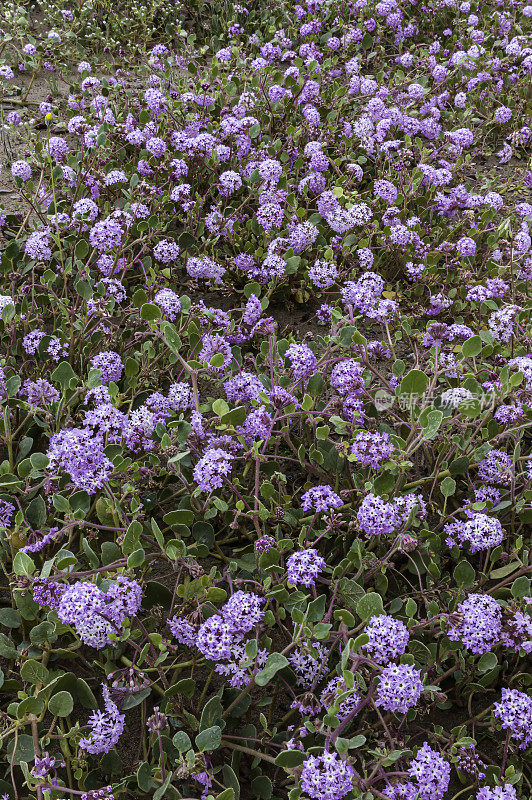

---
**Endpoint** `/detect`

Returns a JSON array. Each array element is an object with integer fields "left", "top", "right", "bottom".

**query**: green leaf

[
  {"left": 2, "top": 302, "right": 15, "bottom": 322},
  {"left": 122, "top": 520, "right": 143, "bottom": 555},
  {"left": 29, "top": 621, "right": 55, "bottom": 646},
  {"left": 356, "top": 592, "right": 384, "bottom": 621},
  {"left": 275, "top": 750, "right": 306, "bottom": 767},
  {"left": 221, "top": 406, "right": 248, "bottom": 426},
  {"left": 21, "top": 659, "right": 49, "bottom": 685},
  {"left": 13, "top": 551, "right": 35, "bottom": 577},
  {"left": 316, "top": 425, "right": 330, "bottom": 440},
  {"left": 440, "top": 477, "right": 456, "bottom": 497},
  {"left": 0, "top": 631, "right": 17, "bottom": 658},
  {"left": 454, "top": 560, "right": 476, "bottom": 587},
  {"left": 462, "top": 335, "right": 482, "bottom": 358},
  {"left": 164, "top": 509, "right": 194, "bottom": 526},
  {"left": 222, "top": 765, "right": 240, "bottom": 800},
  {"left": 75, "top": 280, "right": 92, "bottom": 299},
  {"left": 165, "top": 678, "right": 195, "bottom": 698},
  {"left": 392, "top": 359, "right": 406, "bottom": 377},
  {"left": 127, "top": 548, "right": 145, "bottom": 568},
  {"left": 511, "top": 576, "right": 530, "bottom": 599},
  {"left": 76, "top": 678, "right": 98, "bottom": 709},
  {"left": 490, "top": 562, "right": 521, "bottom": 580},
  {"left": 200, "top": 696, "right": 223, "bottom": 731},
  {"left": 422, "top": 410, "right": 443, "bottom": 440},
  {"left": 75, "top": 239, "right": 89, "bottom": 259},
  {"left": 409, "top": 639, "right": 432, "bottom": 664},
  {"left": 48, "top": 691, "right": 74, "bottom": 717},
  {"left": 337, "top": 578, "right": 365, "bottom": 609},
  {"left": 122, "top": 687, "right": 151, "bottom": 710},
  {"left": 212, "top": 398, "right": 230, "bottom": 417},
  {"left": 254, "top": 653, "right": 289, "bottom": 686},
  {"left": 25, "top": 495, "right": 47, "bottom": 528},
  {"left": 251, "top": 776, "right": 272, "bottom": 800},
  {"left": 141, "top": 302, "right": 162, "bottom": 321},
  {"left": 30, "top": 453, "right": 49, "bottom": 470},
  {"left": 125, "top": 357, "right": 139, "bottom": 377},
  {"left": 307, "top": 594, "right": 326, "bottom": 623},
  {"left": 404, "top": 598, "right": 417, "bottom": 618},
  {"left": 52, "top": 361, "right": 78, "bottom": 390},
  {"left": 400, "top": 369, "right": 429, "bottom": 397},
  {"left": 153, "top": 772, "right": 172, "bottom": 800},
  {"left": 477, "top": 652, "right": 498, "bottom": 673},
  {"left": 133, "top": 289, "right": 148, "bottom": 308},
  {"left": 87, "top": 368, "right": 102, "bottom": 388},
  {"left": 193, "top": 521, "right": 215, "bottom": 548},
  {"left": 136, "top": 761, "right": 154, "bottom": 793},
  {"left": 215, "top": 790, "right": 235, "bottom": 800},
  {"left": 17, "top": 696, "right": 44, "bottom": 719},
  {"left": 172, "top": 730, "right": 192, "bottom": 752},
  {"left": 196, "top": 725, "right": 222, "bottom": 752},
  {"left": 0, "top": 473, "right": 23, "bottom": 489},
  {"left": 161, "top": 321, "right": 181, "bottom": 353},
  {"left": 0, "top": 608, "right": 21, "bottom": 628},
  {"left": 458, "top": 399, "right": 481, "bottom": 418},
  {"left": 7, "top": 734, "right": 34, "bottom": 765},
  {"left": 352, "top": 633, "right": 370, "bottom": 652},
  {"left": 179, "top": 232, "right": 196, "bottom": 250},
  {"left": 449, "top": 457, "right": 470, "bottom": 475}
]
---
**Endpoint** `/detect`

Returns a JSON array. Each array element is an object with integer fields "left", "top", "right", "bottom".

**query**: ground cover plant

[{"left": 0, "top": 0, "right": 531, "bottom": 799}]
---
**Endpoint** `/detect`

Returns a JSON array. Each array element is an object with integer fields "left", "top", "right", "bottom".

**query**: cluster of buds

[
  {"left": 147, "top": 706, "right": 168, "bottom": 733},
  {"left": 109, "top": 666, "right": 150, "bottom": 700},
  {"left": 454, "top": 744, "right": 486, "bottom": 780}
]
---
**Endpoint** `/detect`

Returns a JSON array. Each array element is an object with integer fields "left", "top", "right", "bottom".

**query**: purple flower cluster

[
  {"left": 54, "top": 578, "right": 140, "bottom": 648},
  {"left": 47, "top": 427, "right": 113, "bottom": 494},
  {"left": 21, "top": 379, "right": 60, "bottom": 406},
  {"left": 153, "top": 239, "right": 180, "bottom": 263},
  {"left": 193, "top": 447, "right": 234, "bottom": 492},
  {"left": 0, "top": 500, "right": 15, "bottom": 529},
  {"left": 477, "top": 449, "right": 512, "bottom": 486},
  {"left": 501, "top": 603, "right": 532, "bottom": 654},
  {"left": 167, "top": 615, "right": 197, "bottom": 647},
  {"left": 286, "top": 548, "right": 326, "bottom": 588},
  {"left": 186, "top": 256, "right": 226, "bottom": 285},
  {"left": 90, "top": 351, "right": 123, "bottom": 383},
  {"left": 289, "top": 642, "right": 327, "bottom": 688},
  {"left": 79, "top": 684, "right": 125, "bottom": 754},
  {"left": 448, "top": 594, "right": 502, "bottom": 654},
  {"left": 376, "top": 663, "right": 423, "bottom": 713},
  {"left": 194, "top": 591, "right": 264, "bottom": 663},
  {"left": 357, "top": 492, "right": 425, "bottom": 537},
  {"left": 455, "top": 744, "right": 486, "bottom": 781},
  {"left": 493, "top": 688, "right": 532, "bottom": 749},
  {"left": 301, "top": 485, "right": 343, "bottom": 514},
  {"left": 362, "top": 614, "right": 410, "bottom": 664},
  {"left": 350, "top": 430, "right": 394, "bottom": 469},
  {"left": 388, "top": 743, "right": 450, "bottom": 800},
  {"left": 331, "top": 359, "right": 365, "bottom": 395},
  {"left": 444, "top": 514, "right": 505, "bottom": 552},
  {"left": 285, "top": 342, "right": 317, "bottom": 382},
  {"left": 476, "top": 786, "right": 517, "bottom": 800},
  {"left": 300, "top": 752, "right": 354, "bottom": 800},
  {"left": 224, "top": 371, "right": 264, "bottom": 404},
  {"left": 215, "top": 641, "right": 268, "bottom": 688},
  {"left": 320, "top": 677, "right": 360, "bottom": 722}
]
